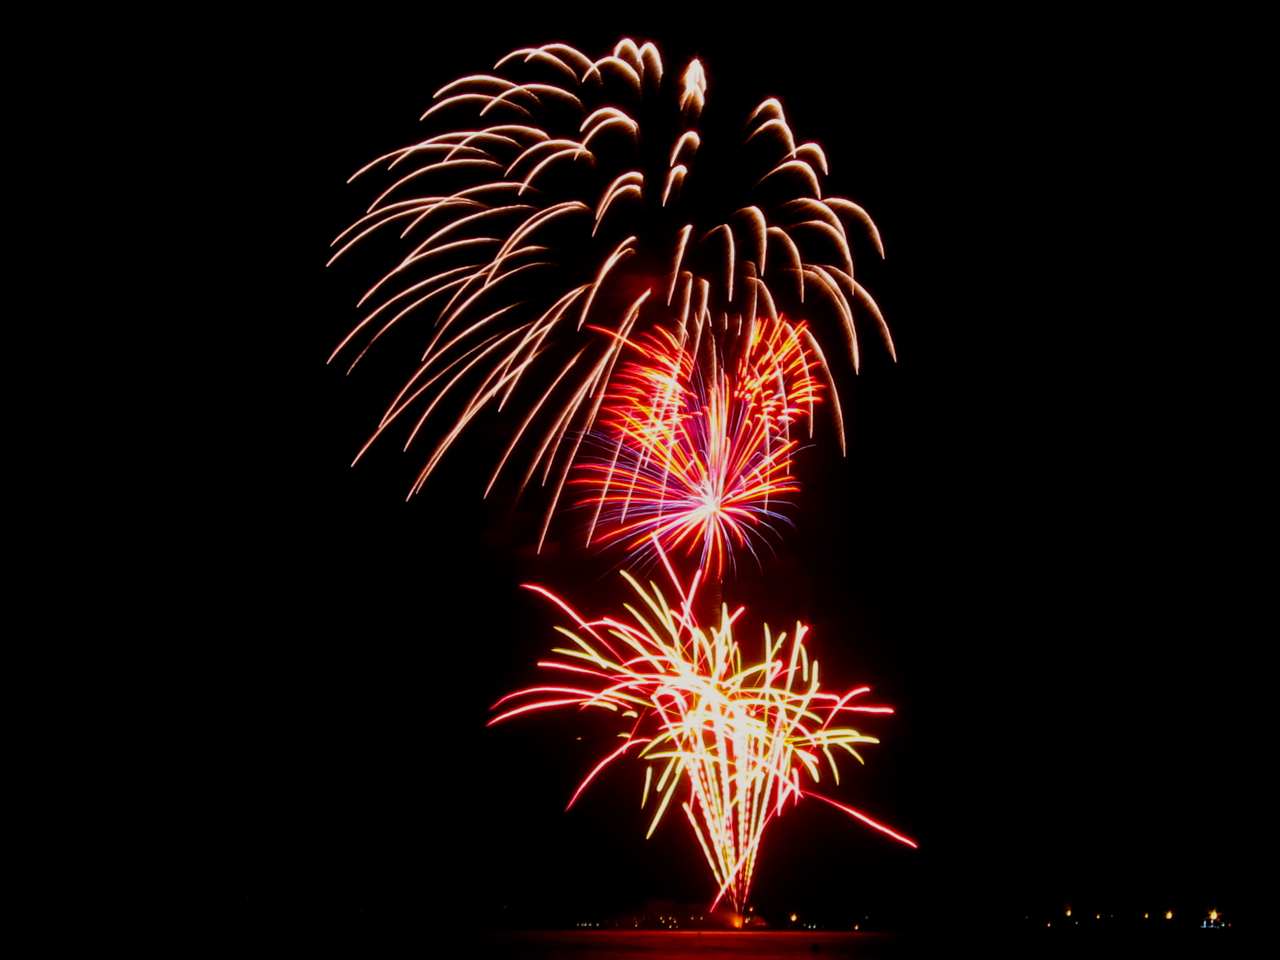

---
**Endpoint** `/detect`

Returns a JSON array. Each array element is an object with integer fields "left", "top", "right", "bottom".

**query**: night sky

[{"left": 219, "top": 10, "right": 1261, "bottom": 941}]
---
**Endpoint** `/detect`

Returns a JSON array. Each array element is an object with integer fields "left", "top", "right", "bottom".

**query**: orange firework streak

[
  {"left": 491, "top": 555, "right": 916, "bottom": 913},
  {"left": 577, "top": 319, "right": 824, "bottom": 577}
]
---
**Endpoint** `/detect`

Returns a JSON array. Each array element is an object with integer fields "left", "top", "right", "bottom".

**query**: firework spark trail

[
  {"left": 329, "top": 36, "right": 911, "bottom": 916},
  {"left": 329, "top": 39, "right": 892, "bottom": 525},
  {"left": 576, "top": 318, "right": 824, "bottom": 577},
  {"left": 490, "top": 553, "right": 915, "bottom": 912}
]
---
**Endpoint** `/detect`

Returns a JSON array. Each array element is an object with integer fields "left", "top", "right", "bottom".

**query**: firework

[
  {"left": 491, "top": 554, "right": 915, "bottom": 912},
  {"left": 329, "top": 39, "right": 892, "bottom": 525},
  {"left": 576, "top": 317, "right": 823, "bottom": 577}
]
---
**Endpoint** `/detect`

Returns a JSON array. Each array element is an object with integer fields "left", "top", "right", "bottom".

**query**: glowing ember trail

[
  {"left": 491, "top": 553, "right": 916, "bottom": 912},
  {"left": 329, "top": 39, "right": 892, "bottom": 528},
  {"left": 576, "top": 318, "right": 825, "bottom": 577}
]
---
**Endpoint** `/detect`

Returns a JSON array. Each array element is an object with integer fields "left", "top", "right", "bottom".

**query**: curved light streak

[{"left": 330, "top": 39, "right": 891, "bottom": 518}]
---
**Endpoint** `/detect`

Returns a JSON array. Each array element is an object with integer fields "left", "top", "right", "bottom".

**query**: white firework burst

[{"left": 329, "top": 38, "right": 893, "bottom": 535}]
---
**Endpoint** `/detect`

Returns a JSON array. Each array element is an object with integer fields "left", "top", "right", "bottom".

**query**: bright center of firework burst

[{"left": 694, "top": 488, "right": 723, "bottom": 514}]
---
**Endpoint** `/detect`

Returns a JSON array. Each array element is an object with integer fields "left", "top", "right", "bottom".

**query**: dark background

[{"left": 215, "top": 8, "right": 1263, "bottom": 939}]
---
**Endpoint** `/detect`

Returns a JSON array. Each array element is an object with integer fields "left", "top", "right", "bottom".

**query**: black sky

[{"left": 218, "top": 9, "right": 1262, "bottom": 937}]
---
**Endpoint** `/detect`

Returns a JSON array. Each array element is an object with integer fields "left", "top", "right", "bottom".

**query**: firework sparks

[
  {"left": 491, "top": 554, "right": 915, "bottom": 912},
  {"left": 329, "top": 39, "right": 891, "bottom": 525},
  {"left": 576, "top": 317, "right": 825, "bottom": 577},
  {"left": 328, "top": 36, "right": 911, "bottom": 918}
]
